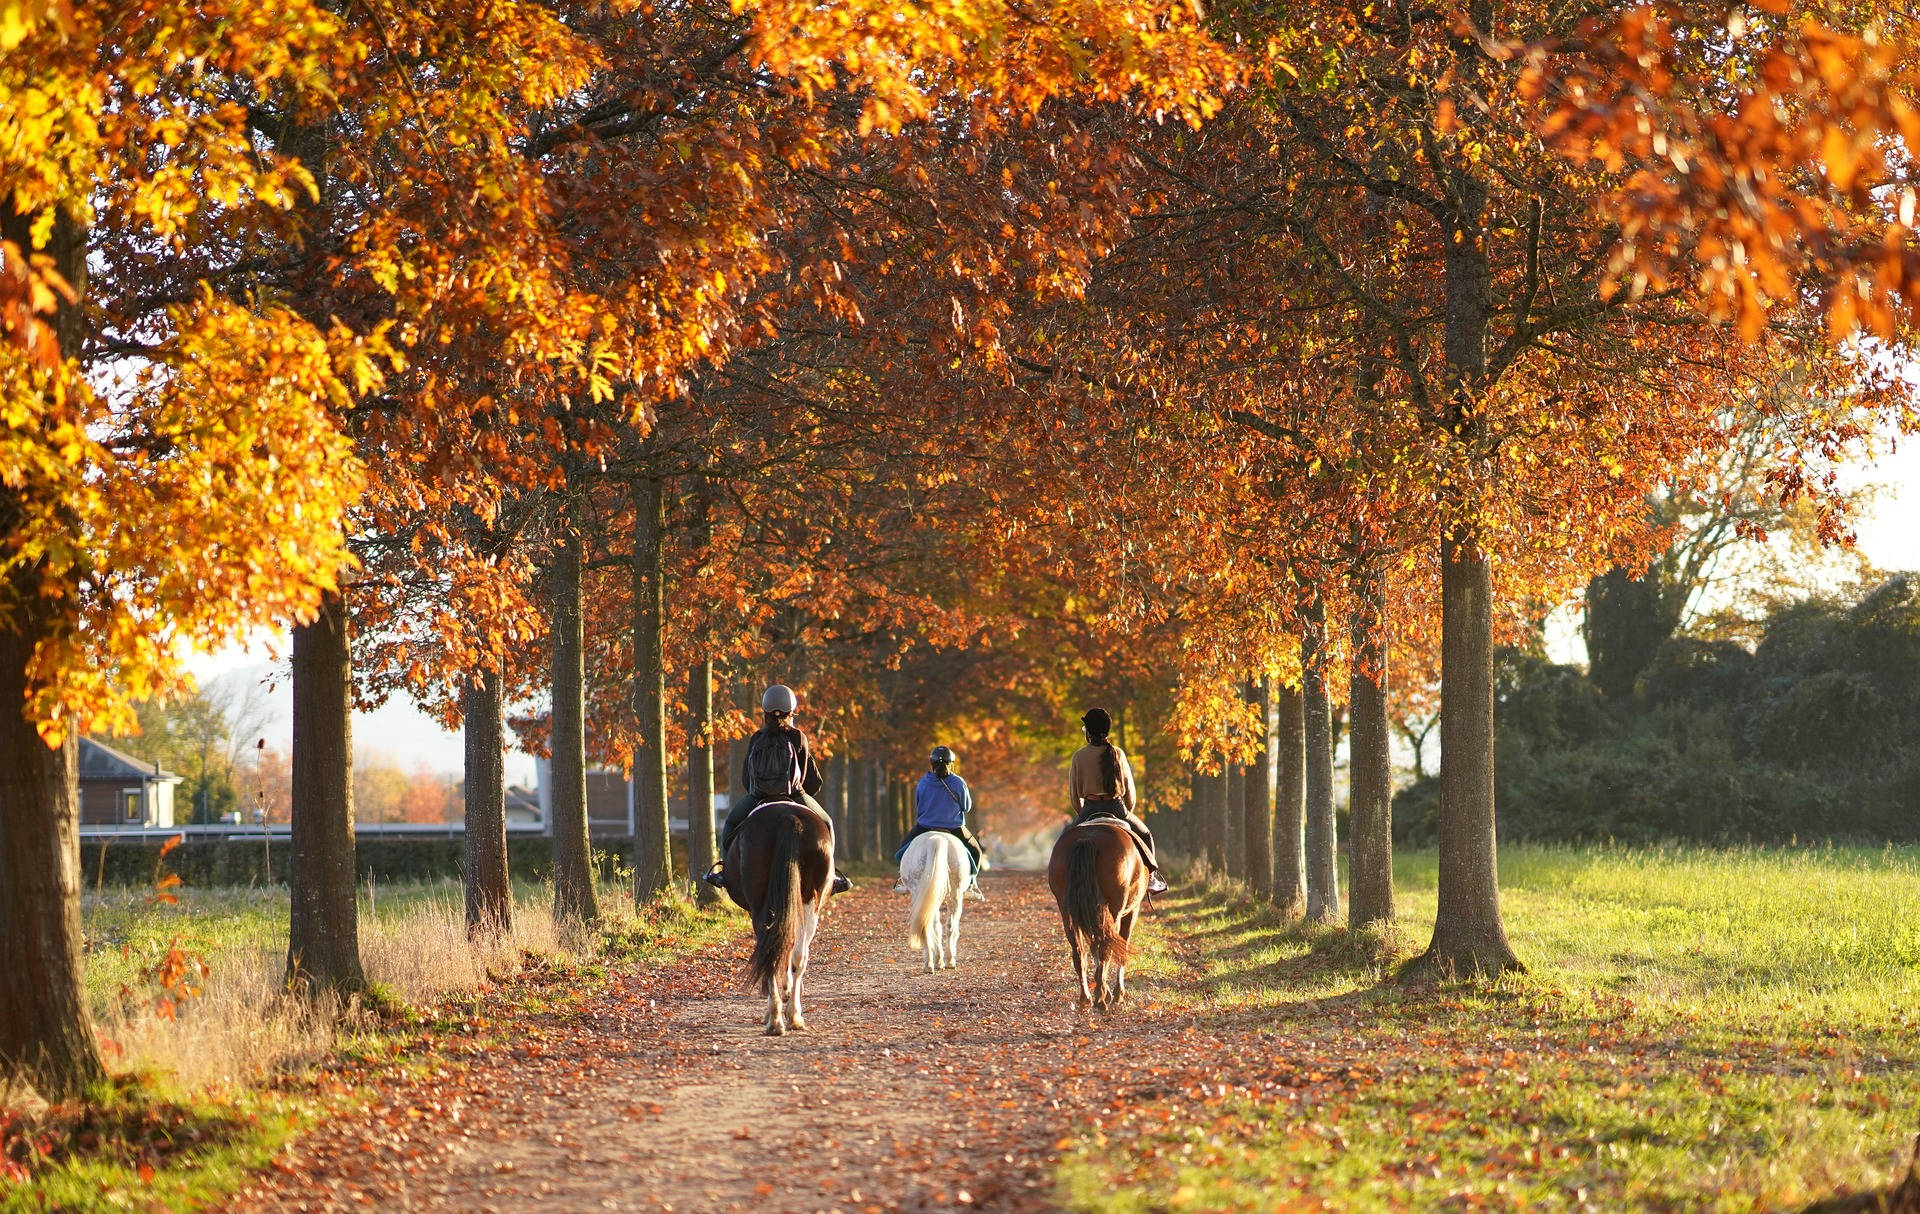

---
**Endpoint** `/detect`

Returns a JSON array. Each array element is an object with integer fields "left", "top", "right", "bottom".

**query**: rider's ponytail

[{"left": 1081, "top": 707, "right": 1121, "bottom": 795}]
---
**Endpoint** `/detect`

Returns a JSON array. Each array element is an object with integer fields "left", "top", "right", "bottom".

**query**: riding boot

[
  {"left": 831, "top": 872, "right": 852, "bottom": 895},
  {"left": 700, "top": 860, "right": 727, "bottom": 890}
]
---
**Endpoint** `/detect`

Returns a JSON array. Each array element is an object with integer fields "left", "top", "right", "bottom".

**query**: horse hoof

[
  {"left": 788, "top": 1019, "right": 808, "bottom": 1033},
  {"left": 765, "top": 1022, "right": 786, "bottom": 1037}
]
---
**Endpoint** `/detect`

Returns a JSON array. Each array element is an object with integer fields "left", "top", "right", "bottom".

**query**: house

[
  {"left": 505, "top": 784, "right": 544, "bottom": 827},
  {"left": 78, "top": 737, "right": 180, "bottom": 828}
]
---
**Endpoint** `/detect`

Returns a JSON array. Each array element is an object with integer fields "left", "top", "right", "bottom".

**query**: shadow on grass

[
  {"left": 1, "top": 1073, "right": 258, "bottom": 1188},
  {"left": 1153, "top": 878, "right": 1411, "bottom": 1005}
]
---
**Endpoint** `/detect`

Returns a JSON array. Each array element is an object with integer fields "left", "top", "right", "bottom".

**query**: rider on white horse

[{"left": 892, "top": 746, "right": 987, "bottom": 899}]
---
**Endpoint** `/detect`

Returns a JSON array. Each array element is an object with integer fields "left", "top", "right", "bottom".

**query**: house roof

[{"left": 78, "top": 736, "right": 179, "bottom": 783}]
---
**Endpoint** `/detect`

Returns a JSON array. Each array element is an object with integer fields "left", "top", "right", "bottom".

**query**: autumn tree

[{"left": 1, "top": 2, "right": 370, "bottom": 1096}]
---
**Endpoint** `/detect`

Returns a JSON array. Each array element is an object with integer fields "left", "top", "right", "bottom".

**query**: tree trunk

[
  {"left": 828, "top": 753, "right": 850, "bottom": 864},
  {"left": 549, "top": 521, "right": 597, "bottom": 928},
  {"left": 1416, "top": 183, "right": 1523, "bottom": 976},
  {"left": 1348, "top": 572, "right": 1396, "bottom": 928},
  {"left": 0, "top": 207, "right": 108, "bottom": 1100},
  {"left": 1247, "top": 679, "right": 1276, "bottom": 899},
  {"left": 462, "top": 670, "right": 511, "bottom": 935},
  {"left": 1421, "top": 527, "right": 1523, "bottom": 974},
  {"left": 725, "top": 731, "right": 748, "bottom": 853},
  {"left": 1195, "top": 768, "right": 1215, "bottom": 872},
  {"left": 630, "top": 475, "right": 672, "bottom": 902},
  {"left": 687, "top": 659, "right": 718, "bottom": 904},
  {"left": 868, "top": 762, "right": 886, "bottom": 859},
  {"left": 288, "top": 591, "right": 365, "bottom": 995},
  {"left": 1303, "top": 615, "right": 1340, "bottom": 923},
  {"left": 1223, "top": 755, "right": 1246, "bottom": 879},
  {"left": 1273, "top": 683, "right": 1307, "bottom": 916},
  {"left": 0, "top": 611, "right": 103, "bottom": 1100}
]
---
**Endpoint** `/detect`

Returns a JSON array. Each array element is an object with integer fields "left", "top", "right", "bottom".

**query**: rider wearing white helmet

[{"left": 703, "top": 683, "right": 851, "bottom": 895}]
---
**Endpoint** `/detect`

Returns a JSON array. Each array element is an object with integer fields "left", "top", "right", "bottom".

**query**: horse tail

[
  {"left": 748, "top": 813, "right": 803, "bottom": 995},
  {"left": 1066, "top": 833, "right": 1126, "bottom": 968},
  {"left": 907, "top": 840, "right": 947, "bottom": 952}
]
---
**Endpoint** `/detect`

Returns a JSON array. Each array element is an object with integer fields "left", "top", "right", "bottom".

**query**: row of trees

[{"left": 3, "top": 0, "right": 1913, "bottom": 1102}]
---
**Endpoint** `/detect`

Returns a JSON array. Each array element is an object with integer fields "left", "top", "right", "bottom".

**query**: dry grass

[{"left": 87, "top": 880, "right": 660, "bottom": 1098}]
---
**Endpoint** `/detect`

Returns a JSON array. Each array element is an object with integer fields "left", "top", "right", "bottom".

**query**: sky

[{"left": 187, "top": 442, "right": 1920, "bottom": 783}]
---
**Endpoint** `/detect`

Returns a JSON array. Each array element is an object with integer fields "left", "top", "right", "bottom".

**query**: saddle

[
  {"left": 746, "top": 797, "right": 830, "bottom": 827},
  {"left": 1071, "top": 803, "right": 1156, "bottom": 879}
]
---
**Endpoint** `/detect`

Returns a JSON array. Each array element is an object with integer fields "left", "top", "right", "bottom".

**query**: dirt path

[{"left": 233, "top": 871, "right": 1186, "bottom": 1213}]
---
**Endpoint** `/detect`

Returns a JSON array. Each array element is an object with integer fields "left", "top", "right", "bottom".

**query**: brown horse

[
  {"left": 723, "top": 800, "right": 835, "bottom": 1035},
  {"left": 1047, "top": 818, "right": 1150, "bottom": 1009}
]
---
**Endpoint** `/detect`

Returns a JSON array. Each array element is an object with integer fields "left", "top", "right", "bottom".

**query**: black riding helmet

[
  {"left": 1081, "top": 707, "right": 1113, "bottom": 741},
  {"left": 929, "top": 745, "right": 956, "bottom": 769}
]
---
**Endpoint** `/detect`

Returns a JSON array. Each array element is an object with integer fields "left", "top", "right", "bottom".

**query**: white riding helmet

[{"left": 761, "top": 684, "right": 797, "bottom": 714}]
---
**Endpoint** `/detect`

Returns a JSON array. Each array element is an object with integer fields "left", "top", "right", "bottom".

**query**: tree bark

[
  {"left": 288, "top": 590, "right": 365, "bottom": 995},
  {"left": 0, "top": 715, "right": 98, "bottom": 1102},
  {"left": 549, "top": 521, "right": 597, "bottom": 928},
  {"left": 687, "top": 659, "right": 718, "bottom": 904},
  {"left": 1348, "top": 572, "right": 1396, "bottom": 928},
  {"left": 1421, "top": 527, "right": 1523, "bottom": 974},
  {"left": 1224, "top": 753, "right": 1247, "bottom": 879},
  {"left": 462, "top": 669, "right": 511, "bottom": 935},
  {"left": 1416, "top": 177, "right": 1523, "bottom": 976},
  {"left": 725, "top": 730, "right": 749, "bottom": 850},
  {"left": 1273, "top": 683, "right": 1307, "bottom": 916},
  {"left": 867, "top": 761, "right": 885, "bottom": 860},
  {"left": 1303, "top": 614, "right": 1340, "bottom": 923},
  {"left": 630, "top": 475, "right": 672, "bottom": 902},
  {"left": 1247, "top": 679, "right": 1276, "bottom": 899},
  {"left": 0, "top": 206, "right": 108, "bottom": 1100},
  {"left": 1193, "top": 768, "right": 1225, "bottom": 873},
  {"left": 827, "top": 752, "right": 850, "bottom": 864},
  {"left": 0, "top": 612, "right": 101, "bottom": 1099}
]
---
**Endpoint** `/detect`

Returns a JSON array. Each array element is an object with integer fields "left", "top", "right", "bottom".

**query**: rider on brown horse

[
  {"left": 702, "top": 683, "right": 852, "bottom": 895},
  {"left": 1070, "top": 707, "right": 1169, "bottom": 895}
]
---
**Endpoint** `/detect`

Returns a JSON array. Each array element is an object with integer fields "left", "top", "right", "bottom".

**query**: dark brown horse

[
  {"left": 722, "top": 800, "right": 835, "bottom": 1035},
  {"left": 1047, "top": 818, "right": 1150, "bottom": 1009}
]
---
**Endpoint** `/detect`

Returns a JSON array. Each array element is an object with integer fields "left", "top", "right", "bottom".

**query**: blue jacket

[{"left": 914, "top": 772, "right": 973, "bottom": 830}]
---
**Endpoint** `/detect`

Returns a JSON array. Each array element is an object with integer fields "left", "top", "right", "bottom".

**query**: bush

[{"left": 1406, "top": 578, "right": 1920, "bottom": 846}]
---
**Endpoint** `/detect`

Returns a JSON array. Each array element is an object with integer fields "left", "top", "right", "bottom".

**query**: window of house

[{"left": 121, "top": 789, "right": 142, "bottom": 823}]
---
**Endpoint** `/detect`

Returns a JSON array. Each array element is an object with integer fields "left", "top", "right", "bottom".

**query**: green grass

[{"left": 1058, "top": 845, "right": 1920, "bottom": 1212}]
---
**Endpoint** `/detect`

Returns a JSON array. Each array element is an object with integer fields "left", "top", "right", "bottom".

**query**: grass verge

[
  {"left": 3, "top": 877, "right": 741, "bottom": 1211},
  {"left": 1057, "top": 845, "right": 1920, "bottom": 1212}
]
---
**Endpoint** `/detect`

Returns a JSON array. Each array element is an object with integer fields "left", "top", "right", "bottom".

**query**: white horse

[{"left": 901, "top": 831, "right": 969, "bottom": 972}]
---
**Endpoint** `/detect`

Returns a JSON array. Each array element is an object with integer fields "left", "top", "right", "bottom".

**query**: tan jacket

[{"left": 1069, "top": 743, "right": 1137, "bottom": 813}]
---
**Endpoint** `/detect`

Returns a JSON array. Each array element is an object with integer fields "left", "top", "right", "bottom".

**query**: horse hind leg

[
  {"left": 764, "top": 937, "right": 787, "bottom": 1037},
  {"left": 788, "top": 904, "right": 819, "bottom": 1032},
  {"left": 1111, "top": 910, "right": 1137, "bottom": 1006},
  {"left": 1061, "top": 911, "right": 1092, "bottom": 1006},
  {"left": 943, "top": 887, "right": 963, "bottom": 969}
]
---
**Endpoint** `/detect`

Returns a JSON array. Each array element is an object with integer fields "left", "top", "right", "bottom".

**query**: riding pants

[
  {"left": 891, "top": 824, "right": 983, "bottom": 873},
  {"left": 1072, "top": 799, "right": 1159, "bottom": 872},
  {"left": 719, "top": 790, "right": 828, "bottom": 856}
]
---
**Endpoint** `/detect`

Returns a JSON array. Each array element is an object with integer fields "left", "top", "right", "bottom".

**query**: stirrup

[
  {"left": 830, "top": 872, "right": 852, "bottom": 895},
  {"left": 700, "top": 862, "right": 727, "bottom": 890},
  {"left": 1147, "top": 873, "right": 1169, "bottom": 894}
]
